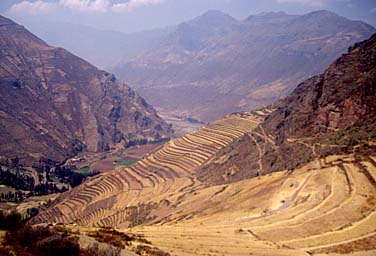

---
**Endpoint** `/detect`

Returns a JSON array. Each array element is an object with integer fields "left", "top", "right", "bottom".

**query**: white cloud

[
  {"left": 7, "top": 0, "right": 165, "bottom": 15},
  {"left": 9, "top": 0, "right": 57, "bottom": 16},
  {"left": 58, "top": 0, "right": 110, "bottom": 13},
  {"left": 276, "top": 0, "right": 324, "bottom": 6},
  {"left": 112, "top": 0, "right": 163, "bottom": 12}
]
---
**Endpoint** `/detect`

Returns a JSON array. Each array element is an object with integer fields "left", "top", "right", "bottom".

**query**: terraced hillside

[
  {"left": 33, "top": 113, "right": 260, "bottom": 227},
  {"left": 33, "top": 111, "right": 376, "bottom": 255},
  {"left": 129, "top": 154, "right": 376, "bottom": 255},
  {"left": 31, "top": 28, "right": 376, "bottom": 256}
]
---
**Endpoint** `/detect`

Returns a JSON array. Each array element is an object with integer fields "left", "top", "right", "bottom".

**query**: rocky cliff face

[
  {"left": 0, "top": 15, "right": 173, "bottom": 168},
  {"left": 265, "top": 33, "right": 376, "bottom": 141},
  {"left": 113, "top": 10, "right": 375, "bottom": 122},
  {"left": 197, "top": 33, "right": 376, "bottom": 184}
]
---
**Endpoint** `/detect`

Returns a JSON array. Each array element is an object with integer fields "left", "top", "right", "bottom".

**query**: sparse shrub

[
  {"left": 3, "top": 224, "right": 80, "bottom": 256},
  {"left": 69, "top": 173, "right": 85, "bottom": 188},
  {"left": 1, "top": 210, "right": 81, "bottom": 256},
  {"left": 0, "top": 210, "right": 23, "bottom": 230},
  {"left": 35, "top": 234, "right": 80, "bottom": 256},
  {"left": 80, "top": 243, "right": 121, "bottom": 256},
  {"left": 88, "top": 228, "right": 132, "bottom": 248},
  {"left": 135, "top": 245, "right": 170, "bottom": 256},
  {"left": 0, "top": 243, "right": 14, "bottom": 256}
]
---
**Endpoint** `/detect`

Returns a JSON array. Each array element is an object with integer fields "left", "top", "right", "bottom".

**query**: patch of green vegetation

[
  {"left": 112, "top": 152, "right": 123, "bottom": 158},
  {"left": 115, "top": 159, "right": 140, "bottom": 167},
  {"left": 73, "top": 166, "right": 90, "bottom": 176},
  {"left": 48, "top": 173, "right": 60, "bottom": 183}
]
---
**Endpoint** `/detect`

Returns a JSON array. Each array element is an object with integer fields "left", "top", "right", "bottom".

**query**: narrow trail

[
  {"left": 247, "top": 229, "right": 283, "bottom": 249},
  {"left": 259, "top": 124, "right": 275, "bottom": 148},
  {"left": 247, "top": 124, "right": 273, "bottom": 176},
  {"left": 286, "top": 138, "right": 321, "bottom": 170},
  {"left": 303, "top": 229, "right": 376, "bottom": 252},
  {"left": 248, "top": 133, "right": 263, "bottom": 176},
  {"left": 235, "top": 171, "right": 313, "bottom": 224}
]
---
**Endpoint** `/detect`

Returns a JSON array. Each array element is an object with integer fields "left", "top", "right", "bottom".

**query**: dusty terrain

[
  {"left": 127, "top": 154, "right": 376, "bottom": 256},
  {"left": 33, "top": 112, "right": 376, "bottom": 255}
]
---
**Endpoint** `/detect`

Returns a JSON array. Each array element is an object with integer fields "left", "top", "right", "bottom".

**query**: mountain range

[
  {"left": 32, "top": 32, "right": 376, "bottom": 255},
  {"left": 112, "top": 10, "right": 375, "bottom": 122},
  {"left": 198, "top": 32, "right": 376, "bottom": 184},
  {"left": 15, "top": 18, "right": 173, "bottom": 69},
  {"left": 0, "top": 15, "right": 172, "bottom": 168},
  {"left": 0, "top": 10, "right": 375, "bottom": 256}
]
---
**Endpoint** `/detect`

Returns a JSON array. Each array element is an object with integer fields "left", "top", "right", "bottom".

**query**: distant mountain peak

[
  {"left": 255, "top": 11, "right": 289, "bottom": 17},
  {"left": 244, "top": 11, "right": 296, "bottom": 23},
  {"left": 191, "top": 9, "right": 237, "bottom": 27},
  {"left": 299, "top": 10, "right": 348, "bottom": 23},
  {"left": 112, "top": 10, "right": 375, "bottom": 122},
  {"left": 200, "top": 9, "right": 232, "bottom": 17},
  {"left": 305, "top": 9, "right": 339, "bottom": 17}
]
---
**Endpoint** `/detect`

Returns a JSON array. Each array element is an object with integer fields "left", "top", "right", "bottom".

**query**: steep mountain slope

[
  {"left": 113, "top": 10, "right": 375, "bottom": 122},
  {"left": 198, "top": 33, "right": 376, "bottom": 184},
  {"left": 33, "top": 34, "right": 376, "bottom": 255},
  {"left": 0, "top": 15, "right": 173, "bottom": 168}
]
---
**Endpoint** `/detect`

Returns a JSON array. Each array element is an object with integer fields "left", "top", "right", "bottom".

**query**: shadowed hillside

[{"left": 0, "top": 15, "right": 173, "bottom": 169}]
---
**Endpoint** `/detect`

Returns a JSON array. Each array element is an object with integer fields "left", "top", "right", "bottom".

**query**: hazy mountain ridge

[
  {"left": 14, "top": 18, "right": 174, "bottom": 69},
  {"left": 0, "top": 15, "right": 173, "bottom": 168},
  {"left": 112, "top": 10, "right": 375, "bottom": 122}
]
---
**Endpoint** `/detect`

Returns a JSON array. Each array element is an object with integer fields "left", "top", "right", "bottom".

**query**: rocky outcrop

[
  {"left": 0, "top": 15, "right": 173, "bottom": 168},
  {"left": 265, "top": 33, "right": 376, "bottom": 140},
  {"left": 196, "top": 33, "right": 376, "bottom": 184}
]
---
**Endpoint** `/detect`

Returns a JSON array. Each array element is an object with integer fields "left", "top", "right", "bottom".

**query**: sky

[{"left": 1, "top": 0, "right": 376, "bottom": 33}]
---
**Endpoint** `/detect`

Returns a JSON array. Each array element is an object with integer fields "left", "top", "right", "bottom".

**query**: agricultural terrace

[{"left": 33, "top": 113, "right": 260, "bottom": 227}]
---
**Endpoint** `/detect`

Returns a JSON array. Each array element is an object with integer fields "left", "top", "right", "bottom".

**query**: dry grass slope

[{"left": 129, "top": 154, "right": 376, "bottom": 256}]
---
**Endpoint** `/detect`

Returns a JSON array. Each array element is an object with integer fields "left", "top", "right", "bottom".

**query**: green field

[
  {"left": 73, "top": 166, "right": 91, "bottom": 176},
  {"left": 115, "top": 159, "right": 140, "bottom": 167}
]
